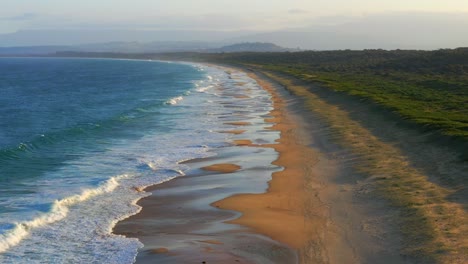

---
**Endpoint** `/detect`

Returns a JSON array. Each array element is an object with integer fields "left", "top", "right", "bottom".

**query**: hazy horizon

[{"left": 1, "top": 1, "right": 468, "bottom": 49}]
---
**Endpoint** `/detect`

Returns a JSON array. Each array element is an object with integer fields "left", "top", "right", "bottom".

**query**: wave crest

[
  {"left": 165, "top": 96, "right": 184, "bottom": 105},
  {"left": 0, "top": 174, "right": 128, "bottom": 253}
]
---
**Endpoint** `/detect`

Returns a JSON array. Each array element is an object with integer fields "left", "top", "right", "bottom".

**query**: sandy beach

[
  {"left": 114, "top": 66, "right": 297, "bottom": 263},
  {"left": 113, "top": 66, "right": 404, "bottom": 263},
  {"left": 213, "top": 71, "right": 411, "bottom": 263},
  {"left": 114, "top": 65, "right": 467, "bottom": 263}
]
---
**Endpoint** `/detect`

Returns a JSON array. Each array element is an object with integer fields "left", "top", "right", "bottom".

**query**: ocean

[{"left": 0, "top": 57, "right": 274, "bottom": 263}]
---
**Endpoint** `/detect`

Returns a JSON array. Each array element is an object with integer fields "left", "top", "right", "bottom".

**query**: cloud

[
  {"left": 79, "top": 13, "right": 260, "bottom": 31},
  {"left": 152, "top": 14, "right": 254, "bottom": 30},
  {"left": 288, "top": 9, "right": 309, "bottom": 14},
  {"left": 2, "top": 13, "right": 39, "bottom": 21}
]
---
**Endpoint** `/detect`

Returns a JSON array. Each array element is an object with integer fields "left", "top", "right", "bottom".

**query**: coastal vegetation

[
  {"left": 260, "top": 72, "right": 467, "bottom": 263},
  {"left": 193, "top": 48, "right": 467, "bottom": 262},
  {"left": 55, "top": 48, "right": 468, "bottom": 145},
  {"left": 203, "top": 48, "right": 468, "bottom": 141},
  {"left": 51, "top": 49, "right": 468, "bottom": 262}
]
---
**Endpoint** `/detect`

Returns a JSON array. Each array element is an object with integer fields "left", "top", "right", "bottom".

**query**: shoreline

[
  {"left": 113, "top": 64, "right": 405, "bottom": 263},
  {"left": 213, "top": 71, "right": 321, "bottom": 250},
  {"left": 113, "top": 64, "right": 297, "bottom": 263},
  {"left": 214, "top": 70, "right": 411, "bottom": 263}
]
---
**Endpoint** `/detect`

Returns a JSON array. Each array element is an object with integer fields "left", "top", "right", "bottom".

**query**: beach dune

[{"left": 114, "top": 66, "right": 466, "bottom": 263}]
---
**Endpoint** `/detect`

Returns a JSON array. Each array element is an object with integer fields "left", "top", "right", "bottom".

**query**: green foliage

[
  {"left": 202, "top": 49, "right": 468, "bottom": 140},
  {"left": 55, "top": 48, "right": 468, "bottom": 141}
]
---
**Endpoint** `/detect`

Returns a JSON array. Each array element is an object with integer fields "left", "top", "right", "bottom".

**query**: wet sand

[
  {"left": 214, "top": 72, "right": 409, "bottom": 263},
  {"left": 114, "top": 66, "right": 410, "bottom": 263},
  {"left": 218, "top": 130, "right": 246, "bottom": 135},
  {"left": 201, "top": 163, "right": 242, "bottom": 173},
  {"left": 114, "top": 66, "right": 297, "bottom": 263},
  {"left": 224, "top": 121, "right": 252, "bottom": 126}
]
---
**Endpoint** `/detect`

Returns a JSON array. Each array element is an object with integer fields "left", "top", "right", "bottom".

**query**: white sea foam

[
  {"left": 146, "top": 161, "right": 158, "bottom": 171},
  {"left": 0, "top": 174, "right": 127, "bottom": 253},
  {"left": 196, "top": 85, "right": 213, "bottom": 93},
  {"left": 0, "top": 62, "right": 276, "bottom": 263},
  {"left": 165, "top": 96, "right": 184, "bottom": 105}
]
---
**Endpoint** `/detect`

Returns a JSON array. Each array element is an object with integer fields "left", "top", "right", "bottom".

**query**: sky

[{"left": 2, "top": 0, "right": 468, "bottom": 33}]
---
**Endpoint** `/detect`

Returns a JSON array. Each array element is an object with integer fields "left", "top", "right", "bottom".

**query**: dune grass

[
  {"left": 262, "top": 71, "right": 468, "bottom": 263},
  {"left": 50, "top": 50, "right": 468, "bottom": 262},
  {"left": 255, "top": 64, "right": 468, "bottom": 140},
  {"left": 186, "top": 49, "right": 467, "bottom": 150}
]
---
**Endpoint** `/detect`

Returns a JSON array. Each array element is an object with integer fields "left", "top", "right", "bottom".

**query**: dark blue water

[
  {"left": 0, "top": 58, "right": 201, "bottom": 148},
  {"left": 0, "top": 58, "right": 217, "bottom": 262},
  {"left": 0, "top": 58, "right": 202, "bottom": 180},
  {"left": 0, "top": 57, "right": 276, "bottom": 263}
]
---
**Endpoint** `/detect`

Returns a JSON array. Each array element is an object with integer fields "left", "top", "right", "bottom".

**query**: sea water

[{"left": 0, "top": 57, "right": 274, "bottom": 263}]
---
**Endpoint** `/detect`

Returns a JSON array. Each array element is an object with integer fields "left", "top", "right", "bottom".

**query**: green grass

[
  {"left": 182, "top": 48, "right": 468, "bottom": 263},
  {"left": 262, "top": 72, "right": 468, "bottom": 263},
  {"left": 181, "top": 49, "right": 468, "bottom": 145},
  {"left": 55, "top": 49, "right": 468, "bottom": 140},
  {"left": 54, "top": 49, "right": 468, "bottom": 263},
  {"left": 259, "top": 64, "right": 468, "bottom": 139}
]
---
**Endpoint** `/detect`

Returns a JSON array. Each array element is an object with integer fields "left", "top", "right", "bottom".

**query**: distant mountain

[
  {"left": 2, "top": 12, "right": 467, "bottom": 53},
  {"left": 0, "top": 29, "right": 256, "bottom": 47},
  {"left": 76, "top": 41, "right": 221, "bottom": 53},
  {"left": 226, "top": 31, "right": 375, "bottom": 50},
  {"left": 2, "top": 14, "right": 468, "bottom": 51},
  {"left": 0, "top": 41, "right": 293, "bottom": 55},
  {"left": 0, "top": 41, "right": 219, "bottom": 55},
  {"left": 0, "top": 45, "right": 72, "bottom": 55},
  {"left": 227, "top": 13, "right": 468, "bottom": 50},
  {"left": 228, "top": 29, "right": 468, "bottom": 50},
  {"left": 209, "top": 42, "right": 292, "bottom": 53}
]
